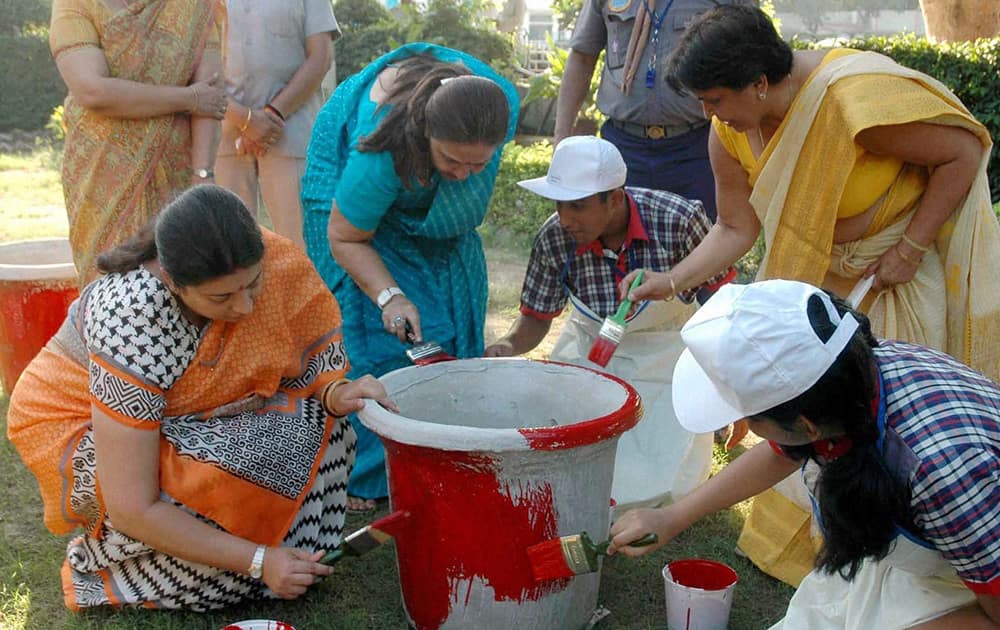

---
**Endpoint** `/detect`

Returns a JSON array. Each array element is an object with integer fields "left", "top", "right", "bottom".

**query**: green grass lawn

[{"left": 0, "top": 144, "right": 794, "bottom": 629}]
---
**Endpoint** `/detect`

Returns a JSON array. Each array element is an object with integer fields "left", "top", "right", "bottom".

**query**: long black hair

[
  {"left": 750, "top": 293, "right": 911, "bottom": 580},
  {"left": 666, "top": 5, "right": 793, "bottom": 93},
  {"left": 357, "top": 53, "right": 510, "bottom": 189},
  {"left": 96, "top": 185, "right": 265, "bottom": 288}
]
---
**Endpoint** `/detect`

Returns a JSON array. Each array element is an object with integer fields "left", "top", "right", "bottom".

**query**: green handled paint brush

[{"left": 588, "top": 270, "right": 645, "bottom": 367}]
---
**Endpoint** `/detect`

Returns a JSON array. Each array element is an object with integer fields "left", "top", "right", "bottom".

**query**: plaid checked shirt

[
  {"left": 519, "top": 187, "right": 734, "bottom": 320},
  {"left": 774, "top": 341, "right": 1000, "bottom": 595}
]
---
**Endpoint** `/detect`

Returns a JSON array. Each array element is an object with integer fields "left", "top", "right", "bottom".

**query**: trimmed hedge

[
  {"left": 482, "top": 141, "right": 553, "bottom": 252},
  {"left": 797, "top": 34, "right": 1000, "bottom": 203},
  {"left": 0, "top": 29, "right": 66, "bottom": 132}
]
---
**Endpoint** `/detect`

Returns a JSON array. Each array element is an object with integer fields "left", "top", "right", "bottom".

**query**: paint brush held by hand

[
  {"left": 319, "top": 510, "right": 409, "bottom": 566},
  {"left": 404, "top": 323, "right": 456, "bottom": 366},
  {"left": 528, "top": 531, "right": 658, "bottom": 582},
  {"left": 588, "top": 270, "right": 645, "bottom": 367}
]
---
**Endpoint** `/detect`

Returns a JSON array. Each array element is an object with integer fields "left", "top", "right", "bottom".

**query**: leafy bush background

[
  {"left": 333, "top": 0, "right": 514, "bottom": 81},
  {"left": 482, "top": 141, "right": 553, "bottom": 251},
  {"left": 0, "top": 28, "right": 66, "bottom": 132}
]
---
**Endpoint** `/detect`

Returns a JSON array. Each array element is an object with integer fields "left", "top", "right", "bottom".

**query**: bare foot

[{"left": 346, "top": 495, "right": 377, "bottom": 514}]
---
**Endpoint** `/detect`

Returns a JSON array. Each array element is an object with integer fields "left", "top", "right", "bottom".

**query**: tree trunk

[{"left": 919, "top": 0, "right": 1000, "bottom": 42}]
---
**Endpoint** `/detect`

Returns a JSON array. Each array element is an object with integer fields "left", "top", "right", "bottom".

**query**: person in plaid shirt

[
  {"left": 486, "top": 136, "right": 734, "bottom": 511},
  {"left": 609, "top": 280, "right": 1000, "bottom": 628}
]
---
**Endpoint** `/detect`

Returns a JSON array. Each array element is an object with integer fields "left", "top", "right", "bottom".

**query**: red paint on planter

[
  {"left": 0, "top": 239, "right": 78, "bottom": 394},
  {"left": 518, "top": 363, "right": 642, "bottom": 451},
  {"left": 0, "top": 280, "right": 78, "bottom": 392},
  {"left": 362, "top": 359, "right": 643, "bottom": 628},
  {"left": 384, "top": 440, "right": 562, "bottom": 629}
]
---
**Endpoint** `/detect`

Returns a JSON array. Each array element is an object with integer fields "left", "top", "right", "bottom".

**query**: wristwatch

[
  {"left": 376, "top": 286, "right": 404, "bottom": 310},
  {"left": 193, "top": 167, "right": 214, "bottom": 179},
  {"left": 248, "top": 545, "right": 266, "bottom": 579}
]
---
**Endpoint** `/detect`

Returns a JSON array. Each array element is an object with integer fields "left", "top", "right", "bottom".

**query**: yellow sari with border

[
  {"left": 720, "top": 50, "right": 1000, "bottom": 588},
  {"left": 50, "top": 0, "right": 223, "bottom": 284},
  {"left": 749, "top": 49, "right": 1000, "bottom": 381}
]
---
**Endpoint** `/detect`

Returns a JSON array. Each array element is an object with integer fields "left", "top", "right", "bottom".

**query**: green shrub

[
  {"left": 405, "top": 0, "right": 514, "bottom": 76},
  {"left": 333, "top": 0, "right": 514, "bottom": 81},
  {"left": 482, "top": 141, "right": 553, "bottom": 252},
  {"left": 333, "top": 0, "right": 404, "bottom": 79},
  {"left": 796, "top": 34, "right": 1000, "bottom": 203},
  {"left": 0, "top": 29, "right": 66, "bottom": 132}
]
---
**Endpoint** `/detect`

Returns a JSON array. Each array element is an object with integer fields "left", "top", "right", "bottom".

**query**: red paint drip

[{"left": 384, "top": 440, "right": 563, "bottom": 629}]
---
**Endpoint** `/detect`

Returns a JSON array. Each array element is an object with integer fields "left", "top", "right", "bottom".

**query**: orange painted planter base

[{"left": 0, "top": 239, "right": 78, "bottom": 393}]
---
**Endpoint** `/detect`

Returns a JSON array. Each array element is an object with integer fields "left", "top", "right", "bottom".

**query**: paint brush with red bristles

[
  {"left": 319, "top": 510, "right": 409, "bottom": 566},
  {"left": 528, "top": 531, "right": 658, "bottom": 582},
  {"left": 588, "top": 271, "right": 645, "bottom": 367},
  {"left": 404, "top": 323, "right": 456, "bottom": 366}
]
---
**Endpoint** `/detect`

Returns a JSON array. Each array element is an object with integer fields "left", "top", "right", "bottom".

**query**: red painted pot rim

[
  {"left": 0, "top": 238, "right": 76, "bottom": 282},
  {"left": 358, "top": 358, "right": 642, "bottom": 452}
]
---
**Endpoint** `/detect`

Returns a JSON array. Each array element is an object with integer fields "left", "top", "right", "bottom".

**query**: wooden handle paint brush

[
  {"left": 319, "top": 510, "right": 409, "bottom": 566},
  {"left": 587, "top": 270, "right": 644, "bottom": 367},
  {"left": 528, "top": 531, "right": 658, "bottom": 582}
]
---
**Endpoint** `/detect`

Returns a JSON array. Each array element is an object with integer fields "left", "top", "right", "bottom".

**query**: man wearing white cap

[
  {"left": 486, "top": 135, "right": 734, "bottom": 511},
  {"left": 607, "top": 279, "right": 1000, "bottom": 629}
]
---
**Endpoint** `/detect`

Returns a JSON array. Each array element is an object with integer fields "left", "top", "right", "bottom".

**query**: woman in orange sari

[
  {"left": 7, "top": 185, "right": 395, "bottom": 610},
  {"left": 50, "top": 0, "right": 228, "bottom": 284}
]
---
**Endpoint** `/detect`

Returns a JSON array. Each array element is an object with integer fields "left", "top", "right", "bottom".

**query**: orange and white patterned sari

[{"left": 7, "top": 232, "right": 355, "bottom": 610}]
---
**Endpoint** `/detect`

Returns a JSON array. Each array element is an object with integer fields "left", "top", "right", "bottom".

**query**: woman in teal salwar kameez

[{"left": 302, "top": 43, "right": 518, "bottom": 511}]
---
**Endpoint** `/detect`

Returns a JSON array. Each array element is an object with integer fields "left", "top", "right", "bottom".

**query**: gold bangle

[
  {"left": 900, "top": 233, "right": 931, "bottom": 253},
  {"left": 189, "top": 86, "right": 199, "bottom": 114},
  {"left": 322, "top": 378, "right": 352, "bottom": 417},
  {"left": 239, "top": 107, "right": 253, "bottom": 133},
  {"left": 663, "top": 274, "right": 677, "bottom": 302},
  {"left": 895, "top": 244, "right": 922, "bottom": 265}
]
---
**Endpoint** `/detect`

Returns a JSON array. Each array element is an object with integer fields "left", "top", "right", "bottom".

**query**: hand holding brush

[
  {"left": 588, "top": 270, "right": 645, "bottom": 367},
  {"left": 320, "top": 510, "right": 409, "bottom": 566},
  {"left": 528, "top": 531, "right": 658, "bottom": 582}
]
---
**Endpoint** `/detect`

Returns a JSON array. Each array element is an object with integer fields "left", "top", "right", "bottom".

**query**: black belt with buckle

[{"left": 610, "top": 119, "right": 708, "bottom": 140}]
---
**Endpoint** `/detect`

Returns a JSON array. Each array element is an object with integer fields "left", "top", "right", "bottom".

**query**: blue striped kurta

[{"left": 301, "top": 43, "right": 519, "bottom": 499}]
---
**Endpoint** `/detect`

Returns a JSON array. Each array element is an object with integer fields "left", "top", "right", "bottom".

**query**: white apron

[
  {"left": 550, "top": 293, "right": 713, "bottom": 512},
  {"left": 772, "top": 533, "right": 975, "bottom": 629},
  {"left": 773, "top": 373, "right": 977, "bottom": 629}
]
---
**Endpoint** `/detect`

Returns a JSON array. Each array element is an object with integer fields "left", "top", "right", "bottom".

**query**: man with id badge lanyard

[{"left": 554, "top": 0, "right": 757, "bottom": 222}]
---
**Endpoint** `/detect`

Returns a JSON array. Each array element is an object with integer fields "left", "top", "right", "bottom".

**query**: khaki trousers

[{"left": 216, "top": 152, "right": 307, "bottom": 249}]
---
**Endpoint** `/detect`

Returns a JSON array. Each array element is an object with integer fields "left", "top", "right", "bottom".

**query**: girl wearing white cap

[{"left": 608, "top": 279, "right": 1000, "bottom": 629}]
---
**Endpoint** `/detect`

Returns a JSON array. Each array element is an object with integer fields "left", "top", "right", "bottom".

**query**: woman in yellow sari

[
  {"left": 622, "top": 5, "right": 1000, "bottom": 588},
  {"left": 50, "top": 0, "right": 228, "bottom": 284},
  {"left": 7, "top": 186, "right": 395, "bottom": 610}
]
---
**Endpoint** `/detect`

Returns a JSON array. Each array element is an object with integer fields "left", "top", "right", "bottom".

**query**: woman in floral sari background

[{"left": 49, "top": 0, "right": 228, "bottom": 284}]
